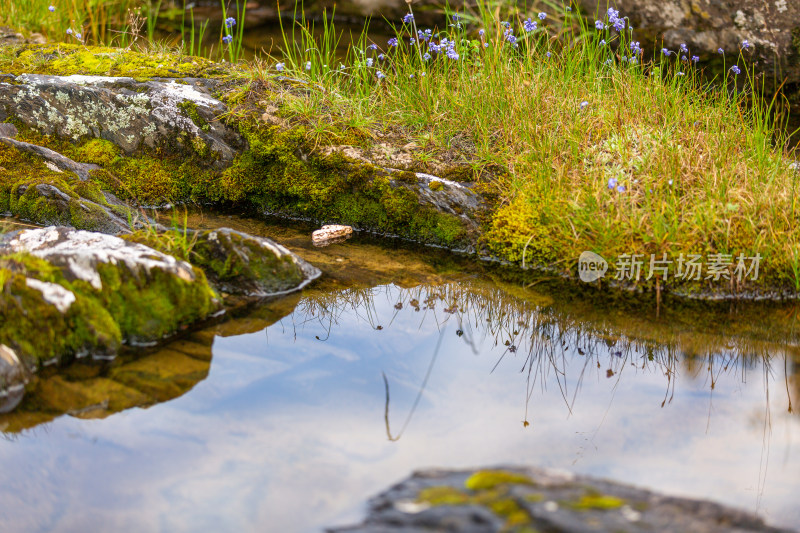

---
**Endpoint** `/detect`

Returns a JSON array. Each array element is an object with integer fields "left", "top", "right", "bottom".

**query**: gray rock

[
  {"left": 167, "top": 227, "right": 323, "bottom": 298},
  {"left": 0, "top": 73, "right": 244, "bottom": 167},
  {"left": 578, "top": 0, "right": 799, "bottom": 92},
  {"left": 331, "top": 466, "right": 794, "bottom": 533}
]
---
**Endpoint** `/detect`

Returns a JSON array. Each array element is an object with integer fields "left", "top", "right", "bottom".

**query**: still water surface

[{"left": 1, "top": 214, "right": 799, "bottom": 532}]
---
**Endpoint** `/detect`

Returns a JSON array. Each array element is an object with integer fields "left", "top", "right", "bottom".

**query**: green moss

[
  {"left": 178, "top": 101, "right": 211, "bottom": 132},
  {"left": 429, "top": 180, "right": 444, "bottom": 191},
  {"left": 419, "top": 480, "right": 534, "bottom": 530},
  {"left": 566, "top": 493, "right": 626, "bottom": 511},
  {"left": 111, "top": 157, "right": 179, "bottom": 205},
  {"left": 94, "top": 261, "right": 217, "bottom": 342},
  {"left": 418, "top": 486, "right": 470, "bottom": 506},
  {"left": 0, "top": 44, "right": 229, "bottom": 80},
  {"left": 217, "top": 119, "right": 472, "bottom": 247},
  {"left": 465, "top": 470, "right": 535, "bottom": 491},
  {"left": 0, "top": 255, "right": 121, "bottom": 366},
  {"left": 75, "top": 138, "right": 119, "bottom": 166}
]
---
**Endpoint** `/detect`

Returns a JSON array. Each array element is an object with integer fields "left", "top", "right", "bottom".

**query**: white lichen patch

[
  {"left": 412, "top": 171, "right": 467, "bottom": 189},
  {"left": 162, "top": 80, "right": 221, "bottom": 107},
  {"left": 25, "top": 278, "right": 76, "bottom": 313},
  {"left": 62, "top": 74, "right": 128, "bottom": 85},
  {"left": 8, "top": 227, "right": 195, "bottom": 290}
]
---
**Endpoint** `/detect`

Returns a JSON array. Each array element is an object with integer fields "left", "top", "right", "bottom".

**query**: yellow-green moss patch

[{"left": 465, "top": 470, "right": 535, "bottom": 491}]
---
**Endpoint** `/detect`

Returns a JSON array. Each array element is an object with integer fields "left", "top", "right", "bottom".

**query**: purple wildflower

[
  {"left": 423, "top": 52, "right": 431, "bottom": 61},
  {"left": 222, "top": 34, "right": 233, "bottom": 44},
  {"left": 538, "top": 12, "right": 546, "bottom": 20},
  {"left": 367, "top": 44, "right": 378, "bottom": 50},
  {"left": 691, "top": 55, "right": 699, "bottom": 63},
  {"left": 275, "top": 62, "right": 285, "bottom": 71},
  {"left": 546, "top": 51, "right": 551, "bottom": 58},
  {"left": 717, "top": 47, "right": 724, "bottom": 54},
  {"left": 612, "top": 18, "right": 625, "bottom": 32},
  {"left": 402, "top": 13, "right": 414, "bottom": 24},
  {"left": 366, "top": 58, "right": 374, "bottom": 67},
  {"left": 608, "top": 177, "right": 618, "bottom": 189},
  {"left": 305, "top": 61, "right": 311, "bottom": 71},
  {"left": 580, "top": 101, "right": 589, "bottom": 110},
  {"left": 478, "top": 29, "right": 485, "bottom": 37},
  {"left": 446, "top": 48, "right": 459, "bottom": 60},
  {"left": 742, "top": 39, "right": 750, "bottom": 49},
  {"left": 378, "top": 53, "right": 385, "bottom": 60},
  {"left": 524, "top": 18, "right": 537, "bottom": 32},
  {"left": 595, "top": 20, "right": 605, "bottom": 30},
  {"left": 617, "top": 185, "right": 625, "bottom": 193},
  {"left": 679, "top": 43, "right": 688, "bottom": 53},
  {"left": 376, "top": 71, "right": 386, "bottom": 80},
  {"left": 661, "top": 48, "right": 670, "bottom": 56},
  {"left": 730, "top": 65, "right": 741, "bottom": 75},
  {"left": 66, "top": 28, "right": 72, "bottom": 35},
  {"left": 388, "top": 37, "right": 398, "bottom": 47},
  {"left": 48, "top": 5, "right": 55, "bottom": 12},
  {"left": 225, "top": 17, "right": 236, "bottom": 28}
]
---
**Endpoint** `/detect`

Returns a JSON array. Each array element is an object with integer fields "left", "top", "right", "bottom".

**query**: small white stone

[
  {"left": 621, "top": 505, "right": 642, "bottom": 522},
  {"left": 544, "top": 501, "right": 559, "bottom": 512},
  {"left": 394, "top": 500, "right": 430, "bottom": 514}
]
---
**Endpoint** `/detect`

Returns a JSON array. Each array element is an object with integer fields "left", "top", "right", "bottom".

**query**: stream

[{"left": 0, "top": 213, "right": 799, "bottom": 532}]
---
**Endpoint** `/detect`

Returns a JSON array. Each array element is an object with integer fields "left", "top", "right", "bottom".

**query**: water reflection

[{"left": 0, "top": 214, "right": 799, "bottom": 532}]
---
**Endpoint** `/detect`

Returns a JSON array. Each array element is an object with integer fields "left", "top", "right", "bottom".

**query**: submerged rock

[{"left": 332, "top": 466, "right": 791, "bottom": 533}]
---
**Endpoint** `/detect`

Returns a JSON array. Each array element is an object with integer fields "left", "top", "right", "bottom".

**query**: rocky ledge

[{"left": 331, "top": 467, "right": 792, "bottom": 533}]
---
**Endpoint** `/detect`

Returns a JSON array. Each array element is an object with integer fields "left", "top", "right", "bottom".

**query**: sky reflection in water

[{"left": 0, "top": 273, "right": 798, "bottom": 532}]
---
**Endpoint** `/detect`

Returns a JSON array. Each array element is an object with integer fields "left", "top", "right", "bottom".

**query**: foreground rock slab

[{"left": 331, "top": 467, "right": 791, "bottom": 533}]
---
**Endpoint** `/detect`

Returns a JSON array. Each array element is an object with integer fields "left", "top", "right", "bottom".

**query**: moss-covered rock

[
  {"left": 334, "top": 466, "right": 787, "bottom": 532},
  {"left": 126, "top": 226, "right": 322, "bottom": 299},
  {"left": 0, "top": 226, "right": 220, "bottom": 366}
]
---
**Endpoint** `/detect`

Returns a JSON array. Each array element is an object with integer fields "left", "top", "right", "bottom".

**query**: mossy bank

[{"left": 0, "top": 39, "right": 798, "bottom": 300}]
